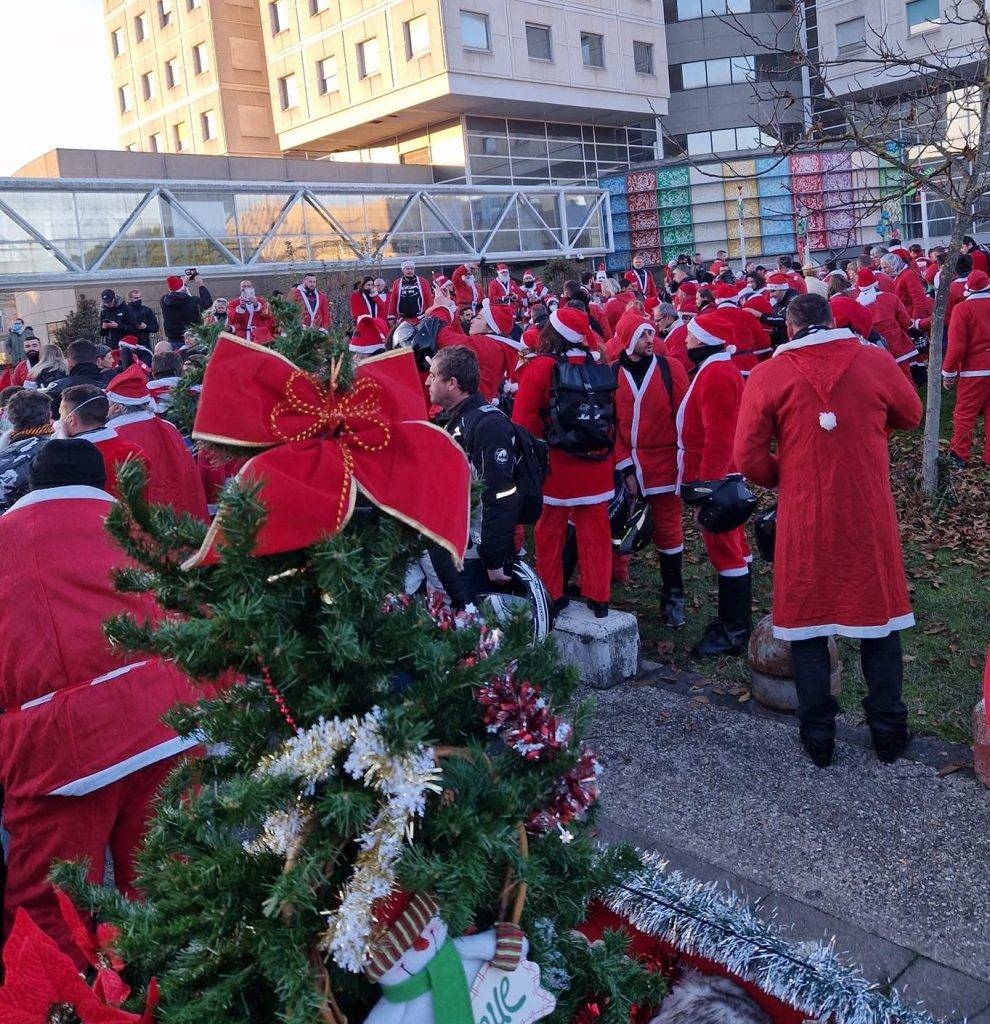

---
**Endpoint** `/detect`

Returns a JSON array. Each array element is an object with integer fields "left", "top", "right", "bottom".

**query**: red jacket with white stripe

[
  {"left": 853, "top": 288, "right": 916, "bottom": 370},
  {"left": 676, "top": 351, "right": 744, "bottom": 487},
  {"left": 227, "top": 297, "right": 275, "bottom": 344},
  {"left": 627, "top": 267, "right": 659, "bottom": 302},
  {"left": 76, "top": 426, "right": 149, "bottom": 499},
  {"left": 614, "top": 353, "right": 690, "bottom": 494},
  {"left": 945, "top": 292, "right": 990, "bottom": 377},
  {"left": 0, "top": 487, "right": 207, "bottom": 798},
  {"left": 289, "top": 286, "right": 331, "bottom": 331},
  {"left": 694, "top": 302, "right": 764, "bottom": 377},
  {"left": 946, "top": 277, "right": 968, "bottom": 328},
  {"left": 512, "top": 345, "right": 615, "bottom": 506},
  {"left": 664, "top": 321, "right": 693, "bottom": 374},
  {"left": 894, "top": 266, "right": 931, "bottom": 326},
  {"left": 488, "top": 277, "right": 525, "bottom": 307},
  {"left": 452, "top": 265, "right": 483, "bottom": 312}
]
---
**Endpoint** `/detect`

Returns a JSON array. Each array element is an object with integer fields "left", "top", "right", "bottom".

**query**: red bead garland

[{"left": 260, "top": 664, "right": 299, "bottom": 734}]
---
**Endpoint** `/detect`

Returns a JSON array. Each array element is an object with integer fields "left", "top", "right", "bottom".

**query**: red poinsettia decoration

[
  {"left": 53, "top": 888, "right": 131, "bottom": 1006},
  {"left": 0, "top": 910, "right": 158, "bottom": 1024}
]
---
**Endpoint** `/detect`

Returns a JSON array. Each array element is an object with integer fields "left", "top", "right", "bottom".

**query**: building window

[
  {"left": 270, "top": 0, "right": 289, "bottom": 34},
  {"left": 158, "top": 0, "right": 172, "bottom": 27},
  {"left": 278, "top": 72, "right": 299, "bottom": 109},
  {"left": 149, "top": 132, "right": 162, "bottom": 152},
  {"left": 906, "top": 0, "right": 939, "bottom": 32},
  {"left": 173, "top": 121, "right": 191, "bottom": 151},
  {"left": 580, "top": 32, "right": 605, "bottom": 68},
  {"left": 671, "top": 55, "right": 755, "bottom": 90},
  {"left": 317, "top": 56, "right": 339, "bottom": 94},
  {"left": 835, "top": 16, "right": 865, "bottom": 52},
  {"left": 460, "top": 11, "right": 491, "bottom": 51},
  {"left": 684, "top": 124, "right": 771, "bottom": 155},
  {"left": 187, "top": 0, "right": 201, "bottom": 9},
  {"left": 404, "top": 15, "right": 430, "bottom": 58},
  {"left": 141, "top": 70, "right": 156, "bottom": 100},
  {"left": 525, "top": 24, "right": 552, "bottom": 61},
  {"left": 670, "top": 0, "right": 750, "bottom": 18},
  {"left": 201, "top": 110, "right": 217, "bottom": 141},
  {"left": 118, "top": 84, "right": 133, "bottom": 113},
  {"left": 192, "top": 41, "right": 208, "bottom": 74},
  {"left": 310, "top": 0, "right": 331, "bottom": 10},
  {"left": 110, "top": 28, "right": 125, "bottom": 57},
  {"left": 134, "top": 12, "right": 148, "bottom": 42},
  {"left": 357, "top": 38, "right": 381, "bottom": 77},
  {"left": 165, "top": 56, "right": 180, "bottom": 88},
  {"left": 633, "top": 40, "right": 654, "bottom": 75}
]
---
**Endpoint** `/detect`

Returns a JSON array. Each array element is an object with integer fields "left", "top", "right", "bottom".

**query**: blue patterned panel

[
  {"left": 606, "top": 250, "right": 631, "bottom": 271},
  {"left": 611, "top": 213, "right": 630, "bottom": 234},
  {"left": 755, "top": 156, "right": 790, "bottom": 178},
  {"left": 757, "top": 174, "right": 792, "bottom": 198},
  {"left": 759, "top": 195, "right": 791, "bottom": 218},
  {"left": 600, "top": 175, "right": 627, "bottom": 195},
  {"left": 612, "top": 230, "right": 632, "bottom": 252},
  {"left": 761, "top": 233, "right": 796, "bottom": 255},
  {"left": 609, "top": 193, "right": 629, "bottom": 215}
]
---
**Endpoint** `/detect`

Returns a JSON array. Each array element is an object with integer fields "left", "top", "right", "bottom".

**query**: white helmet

[{"left": 477, "top": 559, "right": 553, "bottom": 644}]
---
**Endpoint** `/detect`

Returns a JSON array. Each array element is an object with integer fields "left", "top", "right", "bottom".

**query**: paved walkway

[{"left": 586, "top": 672, "right": 990, "bottom": 1023}]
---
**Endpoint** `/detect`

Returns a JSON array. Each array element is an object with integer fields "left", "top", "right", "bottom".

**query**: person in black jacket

[
  {"left": 42, "top": 339, "right": 116, "bottom": 409},
  {"left": 0, "top": 390, "right": 53, "bottom": 511},
  {"left": 125, "top": 289, "right": 160, "bottom": 347},
  {"left": 426, "top": 345, "right": 521, "bottom": 606},
  {"left": 98, "top": 289, "right": 137, "bottom": 349},
  {"left": 160, "top": 272, "right": 213, "bottom": 347}
]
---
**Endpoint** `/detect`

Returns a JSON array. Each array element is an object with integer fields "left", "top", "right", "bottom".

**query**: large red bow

[{"left": 183, "top": 334, "right": 470, "bottom": 568}]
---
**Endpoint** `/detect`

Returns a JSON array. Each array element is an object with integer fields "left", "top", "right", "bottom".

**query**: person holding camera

[
  {"left": 227, "top": 280, "right": 275, "bottom": 345},
  {"left": 126, "top": 289, "right": 160, "bottom": 347},
  {"left": 99, "top": 289, "right": 137, "bottom": 349},
  {"left": 160, "top": 269, "right": 213, "bottom": 348}
]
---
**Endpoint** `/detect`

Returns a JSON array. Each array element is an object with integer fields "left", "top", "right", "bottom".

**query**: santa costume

[
  {"left": 627, "top": 259, "right": 659, "bottom": 304},
  {"left": 73, "top": 423, "right": 149, "bottom": 499},
  {"left": 692, "top": 284, "right": 766, "bottom": 377},
  {"left": 944, "top": 270, "right": 990, "bottom": 466},
  {"left": 735, "top": 322, "right": 923, "bottom": 760},
  {"left": 0, "top": 440, "right": 208, "bottom": 959},
  {"left": 487, "top": 263, "right": 524, "bottom": 307},
  {"left": 613, "top": 314, "right": 691, "bottom": 626},
  {"left": 350, "top": 283, "right": 381, "bottom": 323},
  {"left": 227, "top": 293, "right": 275, "bottom": 345},
  {"left": 519, "top": 270, "right": 549, "bottom": 311},
  {"left": 513, "top": 307, "right": 615, "bottom": 613},
  {"left": 890, "top": 251, "right": 932, "bottom": 329},
  {"left": 463, "top": 300, "right": 525, "bottom": 402},
  {"left": 853, "top": 269, "right": 917, "bottom": 378},
  {"left": 147, "top": 373, "right": 180, "bottom": 415},
  {"left": 387, "top": 260, "right": 434, "bottom": 324},
  {"left": 288, "top": 280, "right": 331, "bottom": 332},
  {"left": 452, "top": 264, "right": 483, "bottom": 314},
  {"left": 107, "top": 363, "right": 209, "bottom": 521},
  {"left": 662, "top": 316, "right": 693, "bottom": 373},
  {"left": 350, "top": 315, "right": 389, "bottom": 359},
  {"left": 676, "top": 310, "right": 752, "bottom": 655}
]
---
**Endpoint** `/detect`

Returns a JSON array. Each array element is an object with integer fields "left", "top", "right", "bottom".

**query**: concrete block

[
  {"left": 553, "top": 601, "right": 638, "bottom": 690},
  {"left": 974, "top": 699, "right": 990, "bottom": 788}
]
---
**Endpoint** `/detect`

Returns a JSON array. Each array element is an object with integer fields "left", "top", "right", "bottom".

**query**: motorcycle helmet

[
  {"left": 616, "top": 497, "right": 653, "bottom": 555},
  {"left": 753, "top": 503, "right": 777, "bottom": 562},
  {"left": 476, "top": 559, "right": 553, "bottom": 644},
  {"left": 681, "top": 474, "right": 759, "bottom": 533}
]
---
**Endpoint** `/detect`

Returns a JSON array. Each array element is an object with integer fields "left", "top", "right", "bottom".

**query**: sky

[{"left": 0, "top": 0, "right": 120, "bottom": 175}]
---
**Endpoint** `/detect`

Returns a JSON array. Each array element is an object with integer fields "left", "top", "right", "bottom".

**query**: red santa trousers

[
  {"left": 649, "top": 492, "right": 683, "bottom": 553},
  {"left": 701, "top": 523, "right": 751, "bottom": 576},
  {"left": 950, "top": 377, "right": 990, "bottom": 464},
  {"left": 2, "top": 756, "right": 175, "bottom": 963},
  {"left": 536, "top": 502, "right": 611, "bottom": 603}
]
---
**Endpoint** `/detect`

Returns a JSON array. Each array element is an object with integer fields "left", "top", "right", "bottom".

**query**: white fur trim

[
  {"left": 959, "top": 369, "right": 990, "bottom": 377},
  {"left": 106, "top": 392, "right": 152, "bottom": 406},
  {"left": 76, "top": 427, "right": 118, "bottom": 443},
  {"left": 772, "top": 328, "right": 856, "bottom": 355},
  {"left": 110, "top": 409, "right": 156, "bottom": 426},
  {"left": 773, "top": 612, "right": 915, "bottom": 641},
  {"left": 857, "top": 286, "right": 878, "bottom": 306},
  {"left": 5, "top": 485, "right": 115, "bottom": 514},
  {"left": 48, "top": 734, "right": 202, "bottom": 796},
  {"left": 718, "top": 566, "right": 750, "bottom": 577},
  {"left": 895, "top": 349, "right": 919, "bottom": 364},
  {"left": 965, "top": 291, "right": 990, "bottom": 300},
  {"left": 819, "top": 411, "right": 837, "bottom": 431},
  {"left": 349, "top": 341, "right": 387, "bottom": 355},
  {"left": 686, "top": 317, "right": 727, "bottom": 348},
  {"left": 658, "top": 544, "right": 683, "bottom": 554},
  {"left": 543, "top": 490, "right": 614, "bottom": 507},
  {"left": 481, "top": 298, "right": 502, "bottom": 335},
  {"left": 626, "top": 321, "right": 654, "bottom": 355},
  {"left": 550, "top": 309, "right": 584, "bottom": 344}
]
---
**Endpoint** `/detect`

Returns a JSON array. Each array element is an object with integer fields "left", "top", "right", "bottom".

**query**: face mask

[
  {"left": 524, "top": 280, "right": 534, "bottom": 288},
  {"left": 52, "top": 419, "right": 67, "bottom": 440},
  {"left": 26, "top": 350, "right": 40, "bottom": 366},
  {"left": 688, "top": 343, "right": 721, "bottom": 367},
  {"left": 10, "top": 323, "right": 22, "bottom": 334},
  {"left": 241, "top": 288, "right": 255, "bottom": 301}
]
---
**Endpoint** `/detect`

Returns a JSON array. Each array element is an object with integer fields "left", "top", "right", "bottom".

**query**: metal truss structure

[{"left": 0, "top": 177, "right": 610, "bottom": 289}]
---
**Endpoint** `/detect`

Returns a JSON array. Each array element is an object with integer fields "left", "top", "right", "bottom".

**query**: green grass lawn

[{"left": 608, "top": 393, "right": 989, "bottom": 744}]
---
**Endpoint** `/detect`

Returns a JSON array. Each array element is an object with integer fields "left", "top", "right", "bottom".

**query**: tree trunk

[{"left": 921, "top": 218, "right": 966, "bottom": 494}]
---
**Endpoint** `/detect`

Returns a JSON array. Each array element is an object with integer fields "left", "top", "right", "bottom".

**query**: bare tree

[{"left": 723, "top": 0, "right": 990, "bottom": 493}]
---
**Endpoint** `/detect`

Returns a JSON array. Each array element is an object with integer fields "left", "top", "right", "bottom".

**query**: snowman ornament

[{"left": 363, "top": 891, "right": 556, "bottom": 1024}]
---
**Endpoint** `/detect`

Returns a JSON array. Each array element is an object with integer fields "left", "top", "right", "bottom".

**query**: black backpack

[
  {"left": 410, "top": 316, "right": 443, "bottom": 371},
  {"left": 547, "top": 353, "right": 617, "bottom": 460}
]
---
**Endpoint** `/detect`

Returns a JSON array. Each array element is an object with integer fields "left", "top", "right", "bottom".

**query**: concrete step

[{"left": 553, "top": 601, "right": 639, "bottom": 690}]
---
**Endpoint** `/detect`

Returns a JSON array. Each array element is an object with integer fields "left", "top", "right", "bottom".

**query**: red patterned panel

[
  {"left": 627, "top": 191, "right": 655, "bottom": 212},
  {"left": 632, "top": 229, "right": 661, "bottom": 249},
  {"left": 809, "top": 210, "right": 826, "bottom": 230},
  {"left": 630, "top": 210, "right": 660, "bottom": 231},
  {"left": 633, "top": 247, "right": 661, "bottom": 266},
  {"left": 809, "top": 230, "right": 828, "bottom": 251},
  {"left": 790, "top": 153, "right": 822, "bottom": 175},
  {"left": 626, "top": 169, "right": 658, "bottom": 193}
]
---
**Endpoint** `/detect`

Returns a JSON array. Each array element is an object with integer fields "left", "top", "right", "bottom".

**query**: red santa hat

[
  {"left": 623, "top": 270, "right": 641, "bottom": 287},
  {"left": 965, "top": 269, "right": 990, "bottom": 294},
  {"left": 481, "top": 298, "right": 514, "bottom": 337},
  {"left": 856, "top": 268, "right": 878, "bottom": 289},
  {"left": 830, "top": 295, "right": 873, "bottom": 338},
  {"left": 743, "top": 293, "right": 773, "bottom": 316},
  {"left": 365, "top": 888, "right": 441, "bottom": 982},
  {"left": 433, "top": 274, "right": 453, "bottom": 293},
  {"left": 550, "top": 306, "right": 589, "bottom": 344},
  {"left": 677, "top": 280, "right": 698, "bottom": 298},
  {"left": 522, "top": 268, "right": 536, "bottom": 282},
  {"left": 496, "top": 263, "right": 509, "bottom": 273},
  {"left": 765, "top": 272, "right": 790, "bottom": 290},
  {"left": 618, "top": 314, "right": 655, "bottom": 356},
  {"left": 686, "top": 310, "right": 736, "bottom": 351},
  {"left": 350, "top": 315, "right": 388, "bottom": 356},
  {"left": 890, "top": 247, "right": 912, "bottom": 262},
  {"left": 713, "top": 282, "right": 739, "bottom": 303},
  {"left": 166, "top": 275, "right": 184, "bottom": 292},
  {"left": 106, "top": 362, "right": 153, "bottom": 406}
]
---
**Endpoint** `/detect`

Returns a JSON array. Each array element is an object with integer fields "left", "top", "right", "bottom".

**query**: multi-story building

[{"left": 104, "top": 0, "right": 280, "bottom": 158}]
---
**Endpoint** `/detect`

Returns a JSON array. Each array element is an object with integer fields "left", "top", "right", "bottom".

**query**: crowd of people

[{"left": 0, "top": 235, "right": 988, "bottom": 959}]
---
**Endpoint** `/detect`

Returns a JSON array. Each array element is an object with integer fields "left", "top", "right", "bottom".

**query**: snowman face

[{"left": 378, "top": 915, "right": 449, "bottom": 984}]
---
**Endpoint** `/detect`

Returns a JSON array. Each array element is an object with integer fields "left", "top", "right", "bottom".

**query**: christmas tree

[{"left": 57, "top": 306, "right": 664, "bottom": 1024}]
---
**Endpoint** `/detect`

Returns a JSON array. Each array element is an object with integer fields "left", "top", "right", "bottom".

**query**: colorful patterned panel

[
  {"left": 631, "top": 210, "right": 660, "bottom": 232},
  {"left": 757, "top": 172, "right": 791, "bottom": 198},
  {"left": 756, "top": 156, "right": 790, "bottom": 178},
  {"left": 600, "top": 175, "right": 627, "bottom": 195},
  {"left": 661, "top": 224, "right": 695, "bottom": 248},
  {"left": 660, "top": 205, "right": 692, "bottom": 227},
  {"left": 612, "top": 231, "right": 632, "bottom": 253},
  {"left": 724, "top": 197, "right": 761, "bottom": 221},
  {"left": 633, "top": 247, "right": 661, "bottom": 266},
  {"left": 632, "top": 229, "right": 661, "bottom": 249},
  {"left": 821, "top": 151, "right": 852, "bottom": 174},
  {"left": 659, "top": 185, "right": 691, "bottom": 208},
  {"left": 626, "top": 169, "right": 657, "bottom": 193},
  {"left": 606, "top": 249, "right": 631, "bottom": 271},
  {"left": 759, "top": 195, "right": 791, "bottom": 219},
  {"left": 609, "top": 193, "right": 629, "bottom": 215},
  {"left": 790, "top": 153, "right": 822, "bottom": 175},
  {"left": 762, "top": 233, "right": 796, "bottom": 255},
  {"left": 657, "top": 166, "right": 690, "bottom": 189},
  {"left": 809, "top": 231, "right": 828, "bottom": 251},
  {"left": 611, "top": 213, "right": 630, "bottom": 235},
  {"left": 628, "top": 191, "right": 655, "bottom": 212}
]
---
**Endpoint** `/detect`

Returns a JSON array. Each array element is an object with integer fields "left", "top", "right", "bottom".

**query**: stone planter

[
  {"left": 974, "top": 699, "right": 990, "bottom": 788},
  {"left": 747, "top": 613, "right": 841, "bottom": 713}
]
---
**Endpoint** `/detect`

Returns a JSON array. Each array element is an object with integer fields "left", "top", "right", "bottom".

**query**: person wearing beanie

[
  {"left": 0, "top": 390, "right": 54, "bottom": 512},
  {"left": 463, "top": 300, "right": 525, "bottom": 402},
  {"left": 160, "top": 270, "right": 212, "bottom": 348},
  {"left": 452, "top": 262, "right": 483, "bottom": 315},
  {"left": 612, "top": 314, "right": 691, "bottom": 626},
  {"left": 0, "top": 436, "right": 210, "bottom": 961},
  {"left": 288, "top": 272, "right": 331, "bottom": 333},
  {"left": 98, "top": 288, "right": 138, "bottom": 349},
  {"left": 852, "top": 267, "right": 917, "bottom": 378},
  {"left": 487, "top": 262, "right": 524, "bottom": 308},
  {"left": 387, "top": 260, "right": 434, "bottom": 326},
  {"left": 943, "top": 269, "right": 990, "bottom": 468},
  {"left": 735, "top": 293, "right": 922, "bottom": 768},
  {"left": 106, "top": 363, "right": 208, "bottom": 520}
]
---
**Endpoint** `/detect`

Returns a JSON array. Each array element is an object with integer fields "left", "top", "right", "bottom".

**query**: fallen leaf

[{"left": 936, "top": 763, "right": 964, "bottom": 778}]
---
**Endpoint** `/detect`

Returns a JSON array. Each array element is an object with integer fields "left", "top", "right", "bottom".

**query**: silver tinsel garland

[{"left": 605, "top": 852, "right": 938, "bottom": 1024}]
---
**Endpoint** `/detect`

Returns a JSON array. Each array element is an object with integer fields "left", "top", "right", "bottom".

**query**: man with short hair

[
  {"left": 98, "top": 289, "right": 137, "bottom": 348},
  {"left": 735, "top": 293, "right": 922, "bottom": 767},
  {"left": 0, "top": 390, "right": 54, "bottom": 511},
  {"left": 227, "top": 279, "right": 276, "bottom": 344},
  {"left": 881, "top": 252, "right": 931, "bottom": 329},
  {"left": 288, "top": 273, "right": 331, "bottom": 332},
  {"left": 59, "top": 384, "right": 148, "bottom": 497},
  {"left": 43, "top": 338, "right": 115, "bottom": 407},
  {"left": 627, "top": 254, "right": 659, "bottom": 305},
  {"left": 5, "top": 332, "right": 41, "bottom": 388},
  {"left": 126, "top": 288, "right": 160, "bottom": 347},
  {"left": 160, "top": 271, "right": 212, "bottom": 347}
]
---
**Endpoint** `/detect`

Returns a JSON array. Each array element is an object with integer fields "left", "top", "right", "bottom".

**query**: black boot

[
  {"left": 800, "top": 731, "right": 835, "bottom": 768},
  {"left": 692, "top": 573, "right": 752, "bottom": 657},
  {"left": 871, "top": 726, "right": 912, "bottom": 764},
  {"left": 659, "top": 551, "right": 686, "bottom": 629},
  {"left": 588, "top": 599, "right": 609, "bottom": 618}
]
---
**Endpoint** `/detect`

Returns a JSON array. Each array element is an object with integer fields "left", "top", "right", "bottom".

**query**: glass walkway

[{"left": 0, "top": 177, "right": 610, "bottom": 289}]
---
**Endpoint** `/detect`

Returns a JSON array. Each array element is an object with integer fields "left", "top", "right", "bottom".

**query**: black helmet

[
  {"left": 607, "top": 484, "right": 629, "bottom": 542},
  {"left": 681, "top": 474, "right": 758, "bottom": 533},
  {"left": 476, "top": 559, "right": 553, "bottom": 644},
  {"left": 616, "top": 497, "right": 653, "bottom": 554},
  {"left": 753, "top": 503, "right": 777, "bottom": 562}
]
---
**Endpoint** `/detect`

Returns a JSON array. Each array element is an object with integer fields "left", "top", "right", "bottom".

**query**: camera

[{"left": 186, "top": 268, "right": 198, "bottom": 279}]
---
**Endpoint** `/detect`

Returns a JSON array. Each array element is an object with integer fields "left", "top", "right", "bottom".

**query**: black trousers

[
  {"left": 426, "top": 543, "right": 490, "bottom": 609},
  {"left": 790, "top": 632, "right": 908, "bottom": 740}
]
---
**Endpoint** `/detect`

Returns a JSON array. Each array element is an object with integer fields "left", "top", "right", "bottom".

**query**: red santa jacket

[
  {"left": 488, "top": 276, "right": 525, "bottom": 308},
  {"left": 676, "top": 351, "right": 744, "bottom": 487},
  {"left": 350, "top": 288, "right": 380, "bottom": 323},
  {"left": 512, "top": 345, "right": 615, "bottom": 506},
  {"left": 459, "top": 331, "right": 523, "bottom": 402},
  {"left": 663, "top": 321, "right": 693, "bottom": 374},
  {"left": 227, "top": 298, "right": 275, "bottom": 344},
  {"left": 452, "top": 265, "right": 483, "bottom": 312},
  {"left": 694, "top": 302, "right": 764, "bottom": 377},
  {"left": 605, "top": 293, "right": 636, "bottom": 332},
  {"left": 734, "top": 329, "right": 922, "bottom": 639},
  {"left": 289, "top": 285, "right": 331, "bottom": 331},
  {"left": 893, "top": 266, "right": 931, "bottom": 326},
  {"left": 853, "top": 287, "right": 916, "bottom": 374},
  {"left": 971, "top": 249, "right": 989, "bottom": 274},
  {"left": 0, "top": 487, "right": 208, "bottom": 798},
  {"left": 785, "top": 271, "right": 807, "bottom": 294},
  {"left": 875, "top": 273, "right": 895, "bottom": 294},
  {"left": 0, "top": 359, "right": 30, "bottom": 390},
  {"left": 945, "top": 292, "right": 990, "bottom": 377},
  {"left": 614, "top": 353, "right": 690, "bottom": 495},
  {"left": 627, "top": 267, "right": 658, "bottom": 302},
  {"left": 387, "top": 275, "right": 434, "bottom": 322},
  {"left": 75, "top": 426, "right": 149, "bottom": 499},
  {"left": 110, "top": 408, "right": 209, "bottom": 521}
]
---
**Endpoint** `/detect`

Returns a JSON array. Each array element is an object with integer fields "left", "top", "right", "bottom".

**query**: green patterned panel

[
  {"left": 662, "top": 224, "right": 694, "bottom": 247},
  {"left": 657, "top": 166, "right": 690, "bottom": 189},
  {"left": 660, "top": 205, "right": 692, "bottom": 227},
  {"left": 658, "top": 185, "right": 691, "bottom": 208}
]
